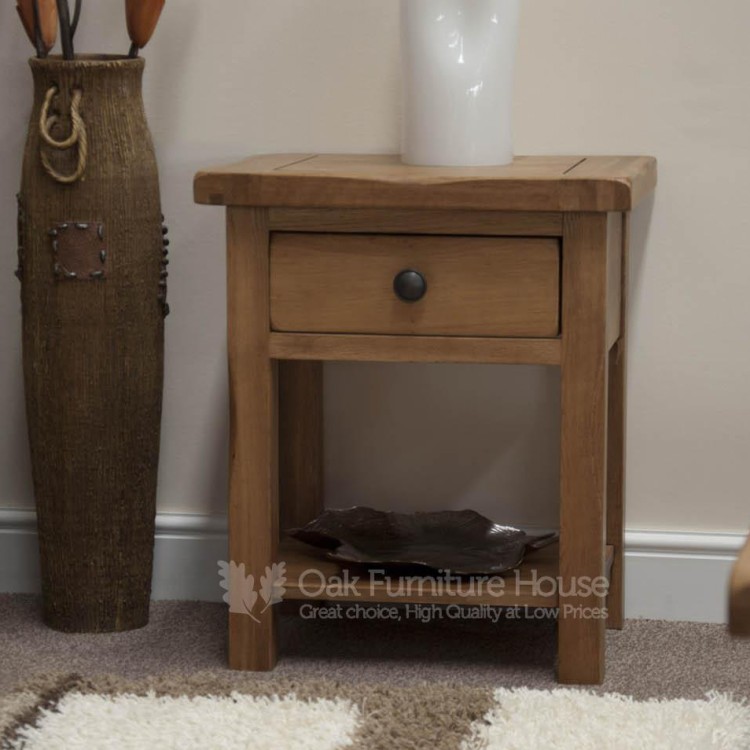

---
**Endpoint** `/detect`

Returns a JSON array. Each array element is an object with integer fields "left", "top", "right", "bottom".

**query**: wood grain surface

[
  {"left": 558, "top": 213, "right": 609, "bottom": 684},
  {"left": 195, "top": 153, "right": 657, "bottom": 212},
  {"left": 270, "top": 233, "right": 560, "bottom": 338},
  {"left": 226, "top": 207, "right": 279, "bottom": 670}
]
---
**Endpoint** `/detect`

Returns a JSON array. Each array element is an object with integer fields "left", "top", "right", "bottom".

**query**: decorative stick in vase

[
  {"left": 56, "top": 0, "right": 74, "bottom": 59},
  {"left": 16, "top": 0, "right": 58, "bottom": 58},
  {"left": 70, "top": 0, "right": 82, "bottom": 38},
  {"left": 126, "top": 0, "right": 166, "bottom": 58}
]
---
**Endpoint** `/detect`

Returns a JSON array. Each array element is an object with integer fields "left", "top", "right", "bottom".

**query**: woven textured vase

[{"left": 17, "top": 56, "right": 167, "bottom": 632}]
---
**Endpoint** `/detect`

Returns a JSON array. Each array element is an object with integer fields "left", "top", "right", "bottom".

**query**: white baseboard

[{"left": 0, "top": 510, "right": 743, "bottom": 624}]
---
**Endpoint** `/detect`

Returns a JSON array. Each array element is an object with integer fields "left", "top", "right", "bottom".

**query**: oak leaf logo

[
  {"left": 259, "top": 562, "right": 287, "bottom": 613},
  {"left": 218, "top": 561, "right": 259, "bottom": 622},
  {"left": 218, "top": 560, "right": 287, "bottom": 619}
]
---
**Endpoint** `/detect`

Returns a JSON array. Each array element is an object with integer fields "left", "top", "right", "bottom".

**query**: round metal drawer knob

[{"left": 393, "top": 269, "right": 427, "bottom": 303}]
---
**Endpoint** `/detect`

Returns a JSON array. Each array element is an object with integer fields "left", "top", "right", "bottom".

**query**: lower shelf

[{"left": 280, "top": 539, "right": 614, "bottom": 609}]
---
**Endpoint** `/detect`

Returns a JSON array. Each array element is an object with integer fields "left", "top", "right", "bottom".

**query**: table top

[{"left": 194, "top": 154, "right": 656, "bottom": 213}]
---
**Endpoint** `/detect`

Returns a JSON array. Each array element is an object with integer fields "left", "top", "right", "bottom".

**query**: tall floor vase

[
  {"left": 17, "top": 56, "right": 168, "bottom": 632},
  {"left": 401, "top": 0, "right": 521, "bottom": 166}
]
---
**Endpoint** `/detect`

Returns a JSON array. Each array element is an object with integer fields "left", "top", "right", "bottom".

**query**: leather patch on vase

[{"left": 50, "top": 222, "right": 107, "bottom": 281}]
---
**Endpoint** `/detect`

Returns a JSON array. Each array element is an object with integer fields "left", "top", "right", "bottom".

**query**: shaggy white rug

[
  {"left": 3, "top": 680, "right": 749, "bottom": 750},
  {"left": 463, "top": 689, "right": 750, "bottom": 750},
  {"left": 7, "top": 691, "right": 361, "bottom": 750}
]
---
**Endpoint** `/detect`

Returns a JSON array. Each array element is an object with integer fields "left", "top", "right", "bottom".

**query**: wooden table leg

[
  {"left": 606, "top": 214, "right": 628, "bottom": 630},
  {"left": 279, "top": 361, "right": 324, "bottom": 535},
  {"left": 558, "top": 212, "right": 609, "bottom": 685},
  {"left": 606, "top": 339, "right": 626, "bottom": 630},
  {"left": 226, "top": 207, "right": 279, "bottom": 670},
  {"left": 730, "top": 533, "right": 750, "bottom": 636}
]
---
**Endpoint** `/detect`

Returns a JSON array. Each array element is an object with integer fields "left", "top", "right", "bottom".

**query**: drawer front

[{"left": 270, "top": 233, "right": 560, "bottom": 338}]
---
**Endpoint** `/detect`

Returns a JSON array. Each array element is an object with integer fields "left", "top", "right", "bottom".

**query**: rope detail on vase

[{"left": 39, "top": 86, "right": 88, "bottom": 184}]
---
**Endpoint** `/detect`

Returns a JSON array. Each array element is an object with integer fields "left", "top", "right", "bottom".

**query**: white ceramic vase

[{"left": 401, "top": 0, "right": 521, "bottom": 167}]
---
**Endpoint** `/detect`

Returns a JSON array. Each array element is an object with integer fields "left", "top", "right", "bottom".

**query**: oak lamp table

[{"left": 194, "top": 154, "right": 657, "bottom": 685}]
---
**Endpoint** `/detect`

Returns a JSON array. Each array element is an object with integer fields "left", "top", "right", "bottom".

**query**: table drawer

[{"left": 270, "top": 233, "right": 560, "bottom": 338}]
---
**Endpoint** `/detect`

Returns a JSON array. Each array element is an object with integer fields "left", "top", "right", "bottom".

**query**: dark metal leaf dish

[{"left": 288, "top": 507, "right": 559, "bottom": 576}]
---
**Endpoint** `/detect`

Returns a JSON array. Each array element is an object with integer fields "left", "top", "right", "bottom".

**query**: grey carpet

[{"left": 1, "top": 594, "right": 748, "bottom": 701}]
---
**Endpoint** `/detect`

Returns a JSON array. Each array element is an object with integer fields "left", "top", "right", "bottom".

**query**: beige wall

[{"left": 1, "top": 1, "right": 748, "bottom": 533}]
